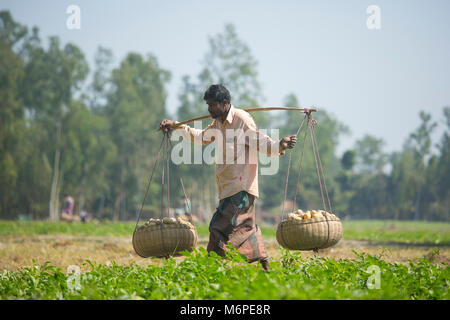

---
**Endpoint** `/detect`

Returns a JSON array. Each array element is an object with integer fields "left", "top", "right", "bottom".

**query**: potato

[
  {"left": 296, "top": 209, "right": 305, "bottom": 216},
  {"left": 176, "top": 217, "right": 186, "bottom": 224},
  {"left": 287, "top": 213, "right": 297, "bottom": 221},
  {"left": 177, "top": 217, "right": 193, "bottom": 227},
  {"left": 303, "top": 211, "right": 311, "bottom": 219},
  {"left": 311, "top": 210, "right": 322, "bottom": 218},
  {"left": 163, "top": 217, "right": 176, "bottom": 224},
  {"left": 184, "top": 221, "right": 194, "bottom": 228}
]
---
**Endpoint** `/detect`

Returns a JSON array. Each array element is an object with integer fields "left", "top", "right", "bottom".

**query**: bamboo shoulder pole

[{"left": 169, "top": 106, "right": 317, "bottom": 129}]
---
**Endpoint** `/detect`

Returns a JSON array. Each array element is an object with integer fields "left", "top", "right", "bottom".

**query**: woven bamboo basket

[
  {"left": 132, "top": 220, "right": 198, "bottom": 258},
  {"left": 276, "top": 215, "right": 343, "bottom": 251}
]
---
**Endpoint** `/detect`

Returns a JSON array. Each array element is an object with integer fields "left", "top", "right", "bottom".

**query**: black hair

[{"left": 203, "top": 84, "right": 231, "bottom": 104}]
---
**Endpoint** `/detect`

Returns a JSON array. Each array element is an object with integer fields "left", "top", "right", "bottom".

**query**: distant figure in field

[{"left": 60, "top": 195, "right": 79, "bottom": 222}]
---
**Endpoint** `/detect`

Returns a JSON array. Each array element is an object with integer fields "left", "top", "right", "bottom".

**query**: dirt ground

[{"left": 0, "top": 235, "right": 448, "bottom": 271}]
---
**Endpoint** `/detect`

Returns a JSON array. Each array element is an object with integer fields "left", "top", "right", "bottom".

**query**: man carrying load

[{"left": 159, "top": 84, "right": 297, "bottom": 270}]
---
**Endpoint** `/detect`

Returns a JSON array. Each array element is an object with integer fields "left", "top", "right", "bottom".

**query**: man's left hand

[{"left": 280, "top": 135, "right": 297, "bottom": 155}]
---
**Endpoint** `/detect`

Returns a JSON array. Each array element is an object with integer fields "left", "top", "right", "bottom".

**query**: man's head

[{"left": 203, "top": 84, "right": 231, "bottom": 119}]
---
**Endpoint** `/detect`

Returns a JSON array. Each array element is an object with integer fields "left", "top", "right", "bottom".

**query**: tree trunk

[
  {"left": 78, "top": 176, "right": 86, "bottom": 216},
  {"left": 49, "top": 148, "right": 60, "bottom": 221},
  {"left": 414, "top": 186, "right": 422, "bottom": 221},
  {"left": 113, "top": 194, "right": 120, "bottom": 221},
  {"left": 49, "top": 122, "right": 62, "bottom": 221},
  {"left": 413, "top": 171, "right": 423, "bottom": 221},
  {"left": 113, "top": 191, "right": 125, "bottom": 221},
  {"left": 113, "top": 161, "right": 126, "bottom": 221}
]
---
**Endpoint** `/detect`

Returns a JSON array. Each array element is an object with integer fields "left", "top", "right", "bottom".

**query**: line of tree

[{"left": 0, "top": 11, "right": 448, "bottom": 222}]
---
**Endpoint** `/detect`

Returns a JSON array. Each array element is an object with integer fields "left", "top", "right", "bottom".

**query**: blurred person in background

[{"left": 60, "top": 194, "right": 79, "bottom": 222}]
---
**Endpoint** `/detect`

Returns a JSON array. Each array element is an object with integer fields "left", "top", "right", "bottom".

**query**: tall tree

[
  {"left": 0, "top": 11, "right": 26, "bottom": 217},
  {"left": 389, "top": 150, "right": 416, "bottom": 220},
  {"left": 422, "top": 107, "right": 450, "bottom": 221},
  {"left": 105, "top": 53, "right": 170, "bottom": 220},
  {"left": 404, "top": 111, "right": 437, "bottom": 220},
  {"left": 203, "top": 25, "right": 264, "bottom": 103},
  {"left": 341, "top": 150, "right": 356, "bottom": 172},
  {"left": 354, "top": 135, "right": 388, "bottom": 174},
  {"left": 89, "top": 46, "right": 113, "bottom": 112},
  {"left": 60, "top": 100, "right": 116, "bottom": 216},
  {"left": 20, "top": 34, "right": 89, "bottom": 220}
]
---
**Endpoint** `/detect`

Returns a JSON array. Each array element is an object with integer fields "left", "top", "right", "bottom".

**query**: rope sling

[
  {"left": 132, "top": 132, "right": 196, "bottom": 258},
  {"left": 280, "top": 109, "right": 333, "bottom": 220},
  {"left": 277, "top": 110, "right": 342, "bottom": 253},
  {"left": 134, "top": 132, "right": 192, "bottom": 231}
]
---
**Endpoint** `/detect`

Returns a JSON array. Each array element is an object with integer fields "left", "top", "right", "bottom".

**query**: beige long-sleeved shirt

[{"left": 175, "top": 105, "right": 281, "bottom": 200}]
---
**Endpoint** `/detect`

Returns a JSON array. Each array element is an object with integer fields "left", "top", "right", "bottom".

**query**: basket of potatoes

[
  {"left": 132, "top": 216, "right": 198, "bottom": 258},
  {"left": 276, "top": 209, "right": 343, "bottom": 251}
]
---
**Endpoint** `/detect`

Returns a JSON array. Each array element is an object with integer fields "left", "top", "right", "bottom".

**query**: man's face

[{"left": 206, "top": 99, "right": 227, "bottom": 119}]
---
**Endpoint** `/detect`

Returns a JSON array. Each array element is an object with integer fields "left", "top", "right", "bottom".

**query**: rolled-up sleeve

[{"left": 174, "top": 120, "right": 217, "bottom": 145}]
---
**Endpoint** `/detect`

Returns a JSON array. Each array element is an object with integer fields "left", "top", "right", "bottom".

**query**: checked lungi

[{"left": 207, "top": 191, "right": 269, "bottom": 263}]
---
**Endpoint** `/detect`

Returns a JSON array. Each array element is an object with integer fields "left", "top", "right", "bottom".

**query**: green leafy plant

[{"left": 0, "top": 248, "right": 448, "bottom": 300}]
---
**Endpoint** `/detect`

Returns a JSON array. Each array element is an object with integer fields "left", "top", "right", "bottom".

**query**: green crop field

[
  {"left": 0, "top": 247, "right": 448, "bottom": 300},
  {"left": 339, "top": 220, "right": 450, "bottom": 245},
  {"left": 0, "top": 220, "right": 449, "bottom": 300}
]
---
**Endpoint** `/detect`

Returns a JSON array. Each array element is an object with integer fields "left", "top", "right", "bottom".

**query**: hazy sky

[{"left": 2, "top": 0, "right": 449, "bottom": 155}]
